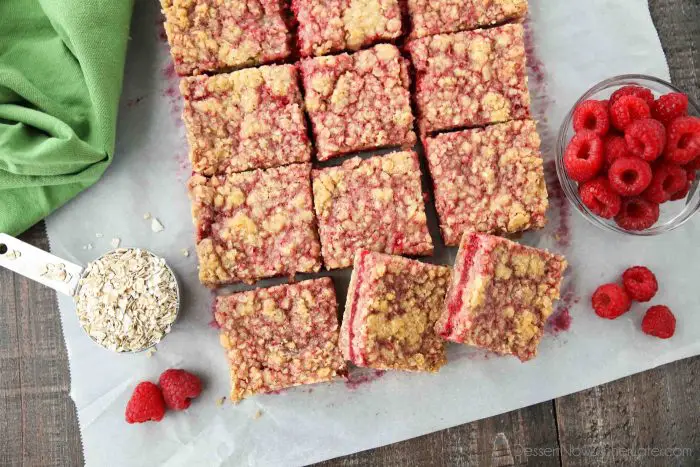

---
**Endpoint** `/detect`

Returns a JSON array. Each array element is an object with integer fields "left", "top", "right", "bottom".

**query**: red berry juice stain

[
  {"left": 160, "top": 62, "right": 184, "bottom": 125},
  {"left": 174, "top": 153, "right": 191, "bottom": 182},
  {"left": 524, "top": 18, "right": 572, "bottom": 250},
  {"left": 546, "top": 282, "right": 579, "bottom": 335},
  {"left": 126, "top": 96, "right": 145, "bottom": 108},
  {"left": 345, "top": 370, "right": 385, "bottom": 390},
  {"left": 545, "top": 160, "right": 572, "bottom": 248},
  {"left": 550, "top": 309, "right": 572, "bottom": 334},
  {"left": 155, "top": 17, "right": 168, "bottom": 43},
  {"left": 162, "top": 62, "right": 177, "bottom": 80}
]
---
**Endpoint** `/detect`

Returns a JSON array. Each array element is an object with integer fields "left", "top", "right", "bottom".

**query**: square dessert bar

[
  {"left": 340, "top": 251, "right": 451, "bottom": 371},
  {"left": 312, "top": 151, "right": 433, "bottom": 269},
  {"left": 160, "top": 0, "right": 291, "bottom": 76},
  {"left": 300, "top": 44, "right": 416, "bottom": 161},
  {"left": 215, "top": 278, "right": 347, "bottom": 402},
  {"left": 407, "top": 0, "right": 528, "bottom": 39},
  {"left": 406, "top": 23, "right": 531, "bottom": 134},
  {"left": 436, "top": 233, "right": 567, "bottom": 362},
  {"left": 188, "top": 163, "right": 322, "bottom": 287},
  {"left": 292, "top": 0, "right": 403, "bottom": 57},
  {"left": 424, "top": 120, "right": 548, "bottom": 246},
  {"left": 181, "top": 65, "right": 311, "bottom": 176}
]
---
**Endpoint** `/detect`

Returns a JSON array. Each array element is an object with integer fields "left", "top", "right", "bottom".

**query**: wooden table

[{"left": 2, "top": 1, "right": 699, "bottom": 465}]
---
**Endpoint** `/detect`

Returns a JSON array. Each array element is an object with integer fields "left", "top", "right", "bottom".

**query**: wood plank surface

[{"left": 1, "top": 1, "right": 699, "bottom": 466}]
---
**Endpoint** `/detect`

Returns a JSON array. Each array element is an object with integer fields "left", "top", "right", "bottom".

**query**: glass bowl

[{"left": 555, "top": 74, "right": 700, "bottom": 236}]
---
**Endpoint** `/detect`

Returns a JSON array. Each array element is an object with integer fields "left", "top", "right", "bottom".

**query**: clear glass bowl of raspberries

[{"left": 556, "top": 74, "right": 700, "bottom": 235}]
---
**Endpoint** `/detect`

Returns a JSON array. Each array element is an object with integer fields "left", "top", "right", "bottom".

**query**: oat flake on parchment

[{"left": 75, "top": 248, "right": 178, "bottom": 352}]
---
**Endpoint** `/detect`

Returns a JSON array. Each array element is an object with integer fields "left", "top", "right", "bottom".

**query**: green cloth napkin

[{"left": 0, "top": 0, "right": 134, "bottom": 235}]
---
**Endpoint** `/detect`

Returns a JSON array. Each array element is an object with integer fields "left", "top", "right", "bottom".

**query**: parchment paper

[{"left": 45, "top": 0, "right": 700, "bottom": 465}]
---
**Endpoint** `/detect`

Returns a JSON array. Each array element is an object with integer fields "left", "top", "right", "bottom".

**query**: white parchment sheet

[{"left": 45, "top": 0, "right": 700, "bottom": 465}]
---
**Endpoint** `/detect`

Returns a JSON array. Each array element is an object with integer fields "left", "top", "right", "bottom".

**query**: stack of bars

[{"left": 160, "top": 0, "right": 564, "bottom": 402}]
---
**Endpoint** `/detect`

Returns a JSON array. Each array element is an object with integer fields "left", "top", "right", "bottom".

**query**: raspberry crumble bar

[
  {"left": 406, "top": 23, "right": 531, "bottom": 134},
  {"left": 215, "top": 278, "right": 346, "bottom": 402},
  {"left": 292, "top": 0, "right": 403, "bottom": 57},
  {"left": 312, "top": 151, "right": 433, "bottom": 269},
  {"left": 436, "top": 233, "right": 567, "bottom": 361},
  {"left": 300, "top": 44, "right": 416, "bottom": 161},
  {"left": 407, "top": 0, "right": 528, "bottom": 39},
  {"left": 188, "top": 163, "right": 322, "bottom": 287},
  {"left": 181, "top": 65, "right": 311, "bottom": 175},
  {"left": 160, "top": 0, "right": 292, "bottom": 76},
  {"left": 424, "top": 120, "right": 548, "bottom": 246},
  {"left": 340, "top": 251, "right": 451, "bottom": 371}
]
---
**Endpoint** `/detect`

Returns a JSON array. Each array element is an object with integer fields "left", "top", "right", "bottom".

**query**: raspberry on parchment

[
  {"left": 160, "top": 0, "right": 292, "bottom": 76},
  {"left": 436, "top": 233, "right": 567, "bottom": 362},
  {"left": 406, "top": 24, "right": 531, "bottom": 134},
  {"left": 300, "top": 44, "right": 416, "bottom": 160},
  {"left": 340, "top": 251, "right": 451, "bottom": 372},
  {"left": 181, "top": 65, "right": 311, "bottom": 176},
  {"left": 188, "top": 163, "right": 322, "bottom": 287},
  {"left": 423, "top": 120, "right": 548, "bottom": 246},
  {"left": 312, "top": 151, "right": 433, "bottom": 270},
  {"left": 214, "top": 278, "right": 347, "bottom": 402}
]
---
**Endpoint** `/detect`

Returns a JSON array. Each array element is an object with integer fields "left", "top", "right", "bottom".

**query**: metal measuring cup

[{"left": 0, "top": 233, "right": 180, "bottom": 353}]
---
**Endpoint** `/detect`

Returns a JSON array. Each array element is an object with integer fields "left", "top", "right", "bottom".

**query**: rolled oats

[{"left": 75, "top": 248, "right": 178, "bottom": 352}]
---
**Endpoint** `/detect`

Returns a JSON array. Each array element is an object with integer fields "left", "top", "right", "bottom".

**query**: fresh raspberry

[
  {"left": 607, "top": 157, "right": 652, "bottom": 196},
  {"left": 614, "top": 196, "right": 660, "bottom": 231},
  {"left": 624, "top": 118, "right": 666, "bottom": 161},
  {"left": 651, "top": 92, "right": 688, "bottom": 124},
  {"left": 609, "top": 85, "right": 655, "bottom": 107},
  {"left": 603, "top": 135, "right": 631, "bottom": 167},
  {"left": 591, "top": 283, "right": 631, "bottom": 319},
  {"left": 669, "top": 182, "right": 690, "bottom": 201},
  {"left": 664, "top": 116, "right": 700, "bottom": 165},
  {"left": 642, "top": 161, "right": 687, "bottom": 203},
  {"left": 578, "top": 177, "right": 622, "bottom": 218},
  {"left": 610, "top": 95, "right": 651, "bottom": 131},
  {"left": 573, "top": 100, "right": 610, "bottom": 135},
  {"left": 563, "top": 130, "right": 604, "bottom": 182},
  {"left": 159, "top": 369, "right": 202, "bottom": 410},
  {"left": 683, "top": 156, "right": 700, "bottom": 173},
  {"left": 622, "top": 266, "right": 658, "bottom": 302},
  {"left": 125, "top": 382, "right": 166, "bottom": 424},
  {"left": 641, "top": 305, "right": 676, "bottom": 339}
]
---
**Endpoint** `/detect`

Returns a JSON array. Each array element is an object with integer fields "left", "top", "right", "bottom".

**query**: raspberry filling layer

[
  {"left": 347, "top": 250, "right": 370, "bottom": 363},
  {"left": 440, "top": 234, "right": 481, "bottom": 339}
]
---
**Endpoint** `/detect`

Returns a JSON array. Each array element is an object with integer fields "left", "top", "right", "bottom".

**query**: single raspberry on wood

[
  {"left": 125, "top": 382, "right": 166, "bottom": 424},
  {"left": 622, "top": 266, "right": 658, "bottom": 302},
  {"left": 159, "top": 369, "right": 203, "bottom": 410},
  {"left": 563, "top": 130, "right": 604, "bottom": 182},
  {"left": 592, "top": 283, "right": 631, "bottom": 319},
  {"left": 608, "top": 157, "right": 652, "bottom": 196},
  {"left": 614, "top": 196, "right": 660, "bottom": 231},
  {"left": 664, "top": 116, "right": 700, "bottom": 165},
  {"left": 641, "top": 305, "right": 676, "bottom": 339},
  {"left": 651, "top": 92, "right": 688, "bottom": 124},
  {"left": 579, "top": 177, "right": 621, "bottom": 218},
  {"left": 603, "top": 135, "right": 631, "bottom": 167},
  {"left": 609, "top": 85, "right": 655, "bottom": 107},
  {"left": 610, "top": 96, "right": 651, "bottom": 131},
  {"left": 642, "top": 161, "right": 688, "bottom": 204},
  {"left": 625, "top": 118, "right": 666, "bottom": 161},
  {"left": 573, "top": 100, "right": 610, "bottom": 135}
]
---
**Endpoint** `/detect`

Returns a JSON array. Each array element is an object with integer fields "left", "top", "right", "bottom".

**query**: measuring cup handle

[{"left": 0, "top": 233, "right": 84, "bottom": 297}]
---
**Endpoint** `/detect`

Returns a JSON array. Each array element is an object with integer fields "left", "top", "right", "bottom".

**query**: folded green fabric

[{"left": 0, "top": 0, "right": 134, "bottom": 235}]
